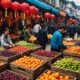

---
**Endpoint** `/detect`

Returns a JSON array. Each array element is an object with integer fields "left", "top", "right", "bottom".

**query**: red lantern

[
  {"left": 69, "top": 18, "right": 73, "bottom": 22},
  {"left": 11, "top": 2, "right": 20, "bottom": 11},
  {"left": 1, "top": 0, "right": 11, "bottom": 17},
  {"left": 20, "top": 2, "right": 29, "bottom": 12},
  {"left": 1, "top": 0, "right": 11, "bottom": 9},
  {"left": 25, "top": 10, "right": 31, "bottom": 16},
  {"left": 34, "top": 15, "right": 41, "bottom": 20},
  {"left": 50, "top": 14, "right": 55, "bottom": 19},
  {"left": 34, "top": 8, "right": 39, "bottom": 15},
  {"left": 44, "top": 12, "right": 51, "bottom": 19},
  {"left": 30, "top": 6, "right": 36, "bottom": 15}
]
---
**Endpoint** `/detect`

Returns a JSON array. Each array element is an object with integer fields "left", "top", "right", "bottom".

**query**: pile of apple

[
  {"left": 0, "top": 47, "right": 4, "bottom": 51},
  {"left": 16, "top": 41, "right": 37, "bottom": 49},
  {"left": 0, "top": 50, "right": 16, "bottom": 57},
  {"left": 12, "top": 56, "right": 44, "bottom": 70},
  {"left": 53, "top": 58, "right": 80, "bottom": 72},
  {"left": 33, "top": 50, "right": 57, "bottom": 58},
  {"left": 0, "top": 70, "right": 27, "bottom": 80},
  {"left": 65, "top": 46, "right": 80, "bottom": 54},
  {"left": 9, "top": 46, "right": 30, "bottom": 53},
  {"left": 37, "top": 70, "right": 74, "bottom": 80}
]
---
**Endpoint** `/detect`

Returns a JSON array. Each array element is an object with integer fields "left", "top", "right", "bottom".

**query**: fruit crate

[
  {"left": 29, "top": 45, "right": 42, "bottom": 53},
  {"left": 36, "top": 69, "right": 77, "bottom": 80},
  {"left": 31, "top": 51, "right": 62, "bottom": 66},
  {"left": 10, "top": 56, "right": 48, "bottom": 80},
  {"left": 63, "top": 46, "right": 80, "bottom": 58},
  {"left": 9, "top": 46, "right": 31, "bottom": 56},
  {"left": 51, "top": 56, "right": 80, "bottom": 78},
  {"left": 0, "top": 50, "right": 21, "bottom": 62},
  {"left": 63, "top": 51, "right": 80, "bottom": 58},
  {"left": 0, "top": 60, "right": 7, "bottom": 72},
  {"left": 0, "top": 70, "right": 29, "bottom": 80}
]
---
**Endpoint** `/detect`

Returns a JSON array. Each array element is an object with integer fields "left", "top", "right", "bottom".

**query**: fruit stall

[{"left": 0, "top": 40, "right": 80, "bottom": 80}]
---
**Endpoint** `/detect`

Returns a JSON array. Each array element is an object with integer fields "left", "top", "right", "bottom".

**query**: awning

[
  {"left": 26, "top": 0, "right": 51, "bottom": 11},
  {"left": 26, "top": 0, "right": 60, "bottom": 14},
  {"left": 51, "top": 7, "right": 60, "bottom": 14}
]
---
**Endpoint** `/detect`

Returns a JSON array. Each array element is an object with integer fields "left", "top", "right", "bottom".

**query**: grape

[
  {"left": 33, "top": 50, "right": 57, "bottom": 58},
  {"left": 0, "top": 50, "right": 16, "bottom": 57},
  {"left": 0, "top": 70, "right": 27, "bottom": 80}
]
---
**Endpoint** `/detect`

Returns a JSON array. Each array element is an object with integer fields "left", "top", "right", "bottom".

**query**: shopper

[
  {"left": 47, "top": 22, "right": 55, "bottom": 34},
  {"left": 0, "top": 28, "right": 15, "bottom": 48},
  {"left": 68, "top": 23, "right": 76, "bottom": 39},
  {"left": 51, "top": 26, "right": 67, "bottom": 52},
  {"left": 33, "top": 22, "right": 41, "bottom": 37},
  {"left": 37, "top": 23, "right": 48, "bottom": 49}
]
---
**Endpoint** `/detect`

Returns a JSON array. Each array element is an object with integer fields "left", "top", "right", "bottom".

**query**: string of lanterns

[{"left": 0, "top": 0, "right": 78, "bottom": 23}]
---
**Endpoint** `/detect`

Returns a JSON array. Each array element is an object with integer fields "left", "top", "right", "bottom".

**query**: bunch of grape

[
  {"left": 33, "top": 50, "right": 57, "bottom": 57},
  {"left": 0, "top": 70, "right": 27, "bottom": 80},
  {"left": 0, "top": 50, "right": 16, "bottom": 57},
  {"left": 53, "top": 58, "right": 80, "bottom": 72}
]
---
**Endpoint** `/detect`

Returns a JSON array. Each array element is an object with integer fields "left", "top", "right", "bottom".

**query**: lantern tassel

[
  {"left": 15, "top": 11, "right": 17, "bottom": 18},
  {"left": 23, "top": 12, "right": 25, "bottom": 20},
  {"left": 5, "top": 8, "right": 7, "bottom": 17}
]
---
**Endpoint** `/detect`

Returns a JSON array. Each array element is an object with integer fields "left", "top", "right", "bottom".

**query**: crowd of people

[{"left": 0, "top": 17, "right": 79, "bottom": 52}]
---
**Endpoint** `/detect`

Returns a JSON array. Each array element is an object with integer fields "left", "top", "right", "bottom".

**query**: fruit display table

[
  {"left": 31, "top": 50, "right": 62, "bottom": 65},
  {"left": 0, "top": 70, "right": 29, "bottom": 80},
  {"left": 0, "top": 50, "right": 21, "bottom": 62},
  {"left": 36, "top": 69, "right": 76, "bottom": 80},
  {"left": 10, "top": 56, "right": 47, "bottom": 79},
  {"left": 16, "top": 41, "right": 42, "bottom": 52},
  {"left": 9, "top": 46, "right": 30, "bottom": 55},
  {"left": 64, "top": 46, "right": 80, "bottom": 57},
  {"left": 51, "top": 57, "right": 80, "bottom": 78}
]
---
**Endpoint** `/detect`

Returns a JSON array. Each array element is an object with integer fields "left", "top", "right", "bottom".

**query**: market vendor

[
  {"left": 51, "top": 26, "right": 67, "bottom": 52},
  {"left": 0, "top": 28, "right": 15, "bottom": 48}
]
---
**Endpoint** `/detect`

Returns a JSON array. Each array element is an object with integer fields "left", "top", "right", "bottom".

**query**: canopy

[
  {"left": 26, "top": 0, "right": 51, "bottom": 11},
  {"left": 26, "top": 0, "right": 60, "bottom": 14}
]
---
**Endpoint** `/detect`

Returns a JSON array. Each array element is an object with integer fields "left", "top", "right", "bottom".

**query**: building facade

[{"left": 43, "top": 0, "right": 78, "bottom": 17}]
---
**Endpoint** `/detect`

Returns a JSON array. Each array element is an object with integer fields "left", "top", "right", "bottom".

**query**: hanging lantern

[
  {"left": 11, "top": 2, "right": 20, "bottom": 11},
  {"left": 34, "top": 15, "right": 41, "bottom": 20},
  {"left": 44, "top": 12, "right": 51, "bottom": 19},
  {"left": 69, "top": 18, "right": 73, "bottom": 22},
  {"left": 1, "top": 0, "right": 11, "bottom": 9},
  {"left": 29, "top": 6, "right": 36, "bottom": 15},
  {"left": 20, "top": 2, "right": 29, "bottom": 19},
  {"left": 11, "top": 2, "right": 20, "bottom": 18},
  {"left": 34, "top": 8, "right": 39, "bottom": 15},
  {"left": 25, "top": 10, "right": 31, "bottom": 16},
  {"left": 1, "top": 0, "right": 11, "bottom": 17},
  {"left": 20, "top": 2, "right": 29, "bottom": 11},
  {"left": 50, "top": 14, "right": 55, "bottom": 19}
]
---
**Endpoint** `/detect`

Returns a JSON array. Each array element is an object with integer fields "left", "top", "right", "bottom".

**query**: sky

[{"left": 68, "top": 0, "right": 80, "bottom": 6}]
